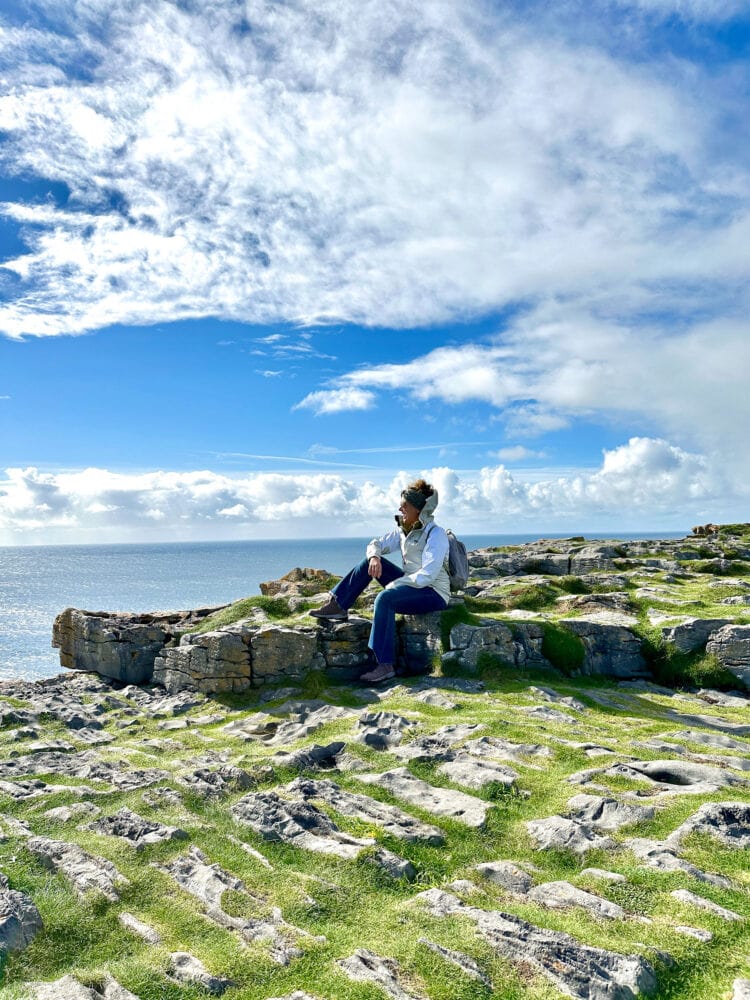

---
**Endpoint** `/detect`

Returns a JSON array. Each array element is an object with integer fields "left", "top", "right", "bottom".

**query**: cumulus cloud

[
  {"left": 0, "top": 437, "right": 738, "bottom": 544},
  {"left": 0, "top": 0, "right": 747, "bottom": 338}
]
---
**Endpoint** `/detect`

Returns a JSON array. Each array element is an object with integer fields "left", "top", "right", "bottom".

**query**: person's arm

[
  {"left": 366, "top": 528, "right": 401, "bottom": 560},
  {"left": 366, "top": 528, "right": 401, "bottom": 578},
  {"left": 385, "top": 526, "right": 448, "bottom": 589}
]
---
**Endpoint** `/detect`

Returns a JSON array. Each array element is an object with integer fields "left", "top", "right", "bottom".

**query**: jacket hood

[{"left": 418, "top": 488, "right": 438, "bottom": 526}]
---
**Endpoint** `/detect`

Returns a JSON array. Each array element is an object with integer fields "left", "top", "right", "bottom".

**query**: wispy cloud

[
  {"left": 0, "top": 436, "right": 737, "bottom": 544},
  {"left": 294, "top": 387, "right": 375, "bottom": 415},
  {"left": 307, "top": 441, "right": 485, "bottom": 456},
  {"left": 0, "top": 1, "right": 746, "bottom": 339},
  {"left": 491, "top": 446, "right": 547, "bottom": 463}
]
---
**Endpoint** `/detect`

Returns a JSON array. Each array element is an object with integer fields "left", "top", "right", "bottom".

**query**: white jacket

[{"left": 365, "top": 489, "right": 450, "bottom": 605}]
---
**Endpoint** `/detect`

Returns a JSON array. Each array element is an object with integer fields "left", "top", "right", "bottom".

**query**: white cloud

[
  {"left": 0, "top": 438, "right": 739, "bottom": 544},
  {"left": 294, "top": 387, "right": 376, "bottom": 415},
  {"left": 300, "top": 302, "right": 750, "bottom": 487},
  {"left": 0, "top": 1, "right": 746, "bottom": 338}
]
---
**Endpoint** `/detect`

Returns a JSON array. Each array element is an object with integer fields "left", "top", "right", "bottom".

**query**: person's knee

[{"left": 374, "top": 589, "right": 396, "bottom": 611}]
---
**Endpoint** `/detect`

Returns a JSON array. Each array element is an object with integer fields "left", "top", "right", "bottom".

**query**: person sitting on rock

[{"left": 310, "top": 479, "right": 450, "bottom": 683}]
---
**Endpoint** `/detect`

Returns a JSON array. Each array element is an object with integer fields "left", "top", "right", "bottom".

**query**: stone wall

[{"left": 52, "top": 605, "right": 652, "bottom": 695}]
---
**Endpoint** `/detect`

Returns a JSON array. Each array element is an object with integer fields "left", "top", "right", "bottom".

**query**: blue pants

[{"left": 332, "top": 557, "right": 447, "bottom": 665}]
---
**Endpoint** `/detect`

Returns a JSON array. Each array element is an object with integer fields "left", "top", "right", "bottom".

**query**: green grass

[{"left": 187, "top": 595, "right": 298, "bottom": 633}]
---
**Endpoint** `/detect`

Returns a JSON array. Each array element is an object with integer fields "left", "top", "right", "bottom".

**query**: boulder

[
  {"left": 664, "top": 801, "right": 750, "bottom": 849},
  {"left": 624, "top": 838, "right": 729, "bottom": 887},
  {"left": 436, "top": 753, "right": 518, "bottom": 791},
  {"left": 231, "top": 790, "right": 374, "bottom": 858},
  {"left": 670, "top": 889, "right": 742, "bottom": 922},
  {"left": 418, "top": 937, "right": 492, "bottom": 986},
  {"left": 474, "top": 860, "right": 532, "bottom": 894},
  {"left": 0, "top": 877, "right": 43, "bottom": 954},
  {"left": 156, "top": 847, "right": 309, "bottom": 964},
  {"left": 662, "top": 618, "right": 733, "bottom": 654},
  {"left": 567, "top": 794, "right": 655, "bottom": 831},
  {"left": 558, "top": 619, "right": 647, "bottom": 678},
  {"left": 88, "top": 808, "right": 188, "bottom": 849},
  {"left": 526, "top": 816, "right": 617, "bottom": 854},
  {"left": 28, "top": 974, "right": 141, "bottom": 999},
  {"left": 706, "top": 625, "right": 750, "bottom": 688}
]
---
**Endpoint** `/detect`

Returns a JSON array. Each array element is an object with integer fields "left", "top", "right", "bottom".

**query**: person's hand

[{"left": 368, "top": 556, "right": 382, "bottom": 579}]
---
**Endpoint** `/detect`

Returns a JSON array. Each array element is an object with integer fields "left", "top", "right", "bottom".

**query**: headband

[{"left": 401, "top": 488, "right": 428, "bottom": 511}]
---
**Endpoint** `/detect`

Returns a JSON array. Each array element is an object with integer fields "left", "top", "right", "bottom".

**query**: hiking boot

[
  {"left": 309, "top": 595, "right": 348, "bottom": 621},
  {"left": 359, "top": 663, "right": 395, "bottom": 684}
]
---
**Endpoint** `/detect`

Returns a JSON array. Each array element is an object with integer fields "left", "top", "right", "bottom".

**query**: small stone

[
  {"left": 168, "top": 952, "right": 234, "bottom": 994},
  {"left": 418, "top": 937, "right": 492, "bottom": 986},
  {"left": 119, "top": 912, "right": 161, "bottom": 944},
  {"left": 673, "top": 925, "right": 712, "bottom": 942},
  {"left": 581, "top": 869, "right": 627, "bottom": 883},
  {"left": 338, "top": 948, "right": 425, "bottom": 1000},
  {"left": 475, "top": 861, "right": 532, "bottom": 894},
  {"left": 733, "top": 979, "right": 750, "bottom": 1000},
  {"left": 527, "top": 880, "right": 625, "bottom": 919}
]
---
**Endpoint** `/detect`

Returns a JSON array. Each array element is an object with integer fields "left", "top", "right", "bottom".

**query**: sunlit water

[{"left": 0, "top": 533, "right": 683, "bottom": 681}]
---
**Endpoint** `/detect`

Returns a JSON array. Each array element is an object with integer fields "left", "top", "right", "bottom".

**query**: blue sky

[{"left": 1, "top": 0, "right": 749, "bottom": 544}]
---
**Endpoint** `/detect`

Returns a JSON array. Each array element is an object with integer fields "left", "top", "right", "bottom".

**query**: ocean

[{"left": 0, "top": 533, "right": 684, "bottom": 682}]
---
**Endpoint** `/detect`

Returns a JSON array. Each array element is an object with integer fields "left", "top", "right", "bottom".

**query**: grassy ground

[{"left": 2, "top": 659, "right": 750, "bottom": 999}]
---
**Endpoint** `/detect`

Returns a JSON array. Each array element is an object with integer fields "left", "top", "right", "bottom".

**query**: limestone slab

[
  {"left": 526, "top": 816, "right": 617, "bottom": 854},
  {"left": 358, "top": 768, "right": 490, "bottom": 827},
  {"left": 418, "top": 889, "right": 656, "bottom": 1000},
  {"left": 671, "top": 888, "right": 742, "bottom": 922},
  {"left": 436, "top": 753, "right": 517, "bottom": 791},
  {"left": 287, "top": 777, "right": 445, "bottom": 844},
  {"left": 27, "top": 836, "right": 129, "bottom": 901},
  {"left": 231, "top": 790, "right": 374, "bottom": 858}
]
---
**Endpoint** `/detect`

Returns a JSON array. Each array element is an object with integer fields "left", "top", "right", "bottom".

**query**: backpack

[
  {"left": 445, "top": 529, "right": 470, "bottom": 591},
  {"left": 427, "top": 524, "right": 469, "bottom": 591}
]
